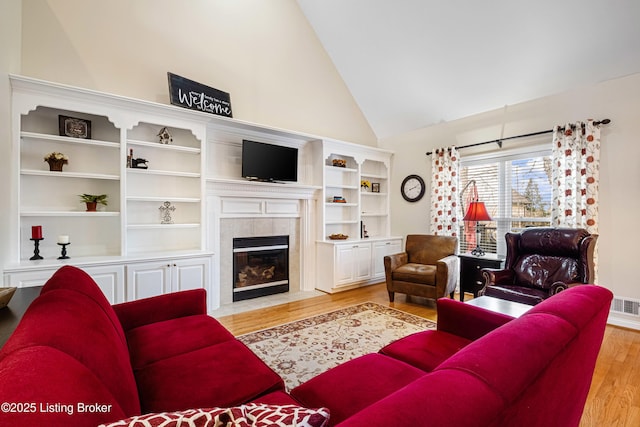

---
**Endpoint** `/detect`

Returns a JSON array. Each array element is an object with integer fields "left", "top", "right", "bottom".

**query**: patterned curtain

[
  {"left": 551, "top": 120, "right": 601, "bottom": 280},
  {"left": 430, "top": 147, "right": 460, "bottom": 237},
  {"left": 551, "top": 119, "right": 601, "bottom": 232}
]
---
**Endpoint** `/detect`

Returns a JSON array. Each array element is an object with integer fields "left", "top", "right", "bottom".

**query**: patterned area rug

[{"left": 237, "top": 302, "right": 435, "bottom": 390}]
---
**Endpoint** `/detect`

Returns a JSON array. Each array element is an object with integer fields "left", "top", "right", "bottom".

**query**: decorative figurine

[
  {"left": 131, "top": 158, "right": 149, "bottom": 169},
  {"left": 157, "top": 127, "right": 173, "bottom": 145}
]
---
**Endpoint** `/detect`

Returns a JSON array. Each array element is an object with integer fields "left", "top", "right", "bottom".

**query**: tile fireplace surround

[{"left": 207, "top": 179, "right": 319, "bottom": 309}]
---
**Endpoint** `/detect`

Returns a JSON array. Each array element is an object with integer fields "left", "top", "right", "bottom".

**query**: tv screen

[{"left": 242, "top": 140, "right": 298, "bottom": 182}]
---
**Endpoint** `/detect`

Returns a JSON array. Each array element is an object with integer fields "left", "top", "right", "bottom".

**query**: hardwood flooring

[{"left": 217, "top": 282, "right": 640, "bottom": 427}]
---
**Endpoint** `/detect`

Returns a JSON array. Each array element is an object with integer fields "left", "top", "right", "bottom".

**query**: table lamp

[{"left": 463, "top": 201, "right": 492, "bottom": 256}]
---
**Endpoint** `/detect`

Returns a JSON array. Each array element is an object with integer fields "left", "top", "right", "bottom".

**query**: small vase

[
  {"left": 85, "top": 202, "right": 97, "bottom": 212},
  {"left": 47, "top": 159, "right": 65, "bottom": 172}
]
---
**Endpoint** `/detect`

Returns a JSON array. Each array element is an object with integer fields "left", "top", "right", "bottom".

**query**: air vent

[{"left": 611, "top": 297, "right": 640, "bottom": 317}]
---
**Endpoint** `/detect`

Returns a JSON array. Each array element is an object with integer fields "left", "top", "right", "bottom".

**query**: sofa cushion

[
  {"left": 380, "top": 330, "right": 471, "bottom": 371},
  {"left": 135, "top": 339, "right": 284, "bottom": 413},
  {"left": 392, "top": 263, "right": 436, "bottom": 284},
  {"left": 291, "top": 353, "right": 425, "bottom": 425},
  {"left": 0, "top": 289, "right": 140, "bottom": 416},
  {"left": 249, "top": 390, "right": 302, "bottom": 406},
  {"left": 126, "top": 314, "right": 235, "bottom": 369},
  {"left": 0, "top": 346, "right": 129, "bottom": 427},
  {"left": 99, "top": 404, "right": 330, "bottom": 427}
]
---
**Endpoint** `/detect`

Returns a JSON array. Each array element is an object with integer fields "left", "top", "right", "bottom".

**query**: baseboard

[{"left": 607, "top": 312, "right": 640, "bottom": 330}]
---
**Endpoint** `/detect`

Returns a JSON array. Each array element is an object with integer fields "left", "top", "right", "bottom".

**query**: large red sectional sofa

[{"left": 0, "top": 265, "right": 611, "bottom": 426}]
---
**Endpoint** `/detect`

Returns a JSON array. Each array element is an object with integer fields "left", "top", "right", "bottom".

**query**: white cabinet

[
  {"left": 372, "top": 238, "right": 403, "bottom": 278},
  {"left": 313, "top": 140, "right": 398, "bottom": 292},
  {"left": 335, "top": 242, "right": 372, "bottom": 286},
  {"left": 2, "top": 263, "right": 125, "bottom": 304},
  {"left": 126, "top": 256, "right": 211, "bottom": 302},
  {"left": 316, "top": 237, "right": 400, "bottom": 293}
]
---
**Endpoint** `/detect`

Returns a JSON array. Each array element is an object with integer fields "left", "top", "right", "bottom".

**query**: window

[{"left": 459, "top": 146, "right": 552, "bottom": 255}]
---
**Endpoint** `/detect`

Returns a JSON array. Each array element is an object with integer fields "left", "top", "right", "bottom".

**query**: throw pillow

[{"left": 98, "top": 403, "right": 330, "bottom": 427}]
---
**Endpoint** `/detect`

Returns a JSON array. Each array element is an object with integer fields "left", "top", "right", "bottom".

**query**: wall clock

[{"left": 401, "top": 174, "right": 426, "bottom": 202}]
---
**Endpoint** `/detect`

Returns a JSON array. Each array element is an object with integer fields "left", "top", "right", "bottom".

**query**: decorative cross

[{"left": 159, "top": 201, "right": 176, "bottom": 224}]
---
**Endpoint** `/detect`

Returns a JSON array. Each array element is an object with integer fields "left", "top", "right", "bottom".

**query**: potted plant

[
  {"left": 79, "top": 194, "right": 108, "bottom": 212},
  {"left": 44, "top": 152, "right": 68, "bottom": 171}
]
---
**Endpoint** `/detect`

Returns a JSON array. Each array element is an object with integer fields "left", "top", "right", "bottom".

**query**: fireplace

[{"left": 233, "top": 235, "right": 289, "bottom": 302}]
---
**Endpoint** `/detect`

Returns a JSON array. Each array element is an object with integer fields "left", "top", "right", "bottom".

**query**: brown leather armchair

[
  {"left": 481, "top": 227, "right": 597, "bottom": 305},
  {"left": 384, "top": 234, "right": 458, "bottom": 302}
]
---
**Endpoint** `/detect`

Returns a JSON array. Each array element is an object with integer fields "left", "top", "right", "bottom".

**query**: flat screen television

[{"left": 242, "top": 139, "right": 298, "bottom": 182}]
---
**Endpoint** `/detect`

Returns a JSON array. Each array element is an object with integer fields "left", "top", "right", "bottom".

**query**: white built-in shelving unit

[{"left": 5, "top": 75, "right": 400, "bottom": 304}]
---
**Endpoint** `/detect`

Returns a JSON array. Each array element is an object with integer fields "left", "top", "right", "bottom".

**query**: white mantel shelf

[{"left": 206, "top": 177, "right": 321, "bottom": 199}]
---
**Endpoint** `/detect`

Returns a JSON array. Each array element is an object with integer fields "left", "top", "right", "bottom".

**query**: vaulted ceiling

[{"left": 297, "top": 0, "right": 640, "bottom": 139}]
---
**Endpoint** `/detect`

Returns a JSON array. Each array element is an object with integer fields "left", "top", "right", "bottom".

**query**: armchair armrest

[
  {"left": 113, "top": 288, "right": 207, "bottom": 332},
  {"left": 384, "top": 252, "right": 408, "bottom": 272},
  {"left": 482, "top": 268, "right": 514, "bottom": 287},
  {"left": 436, "top": 254, "right": 459, "bottom": 297},
  {"left": 436, "top": 297, "right": 515, "bottom": 341}
]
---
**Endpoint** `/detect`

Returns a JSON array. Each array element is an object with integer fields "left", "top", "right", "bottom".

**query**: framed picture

[
  {"left": 371, "top": 182, "right": 380, "bottom": 193},
  {"left": 59, "top": 115, "right": 91, "bottom": 139}
]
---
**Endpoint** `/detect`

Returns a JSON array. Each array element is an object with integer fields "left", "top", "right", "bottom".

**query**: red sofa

[
  {"left": 292, "top": 284, "right": 612, "bottom": 427},
  {"left": 0, "top": 266, "right": 300, "bottom": 426},
  {"left": 0, "top": 265, "right": 611, "bottom": 426}
]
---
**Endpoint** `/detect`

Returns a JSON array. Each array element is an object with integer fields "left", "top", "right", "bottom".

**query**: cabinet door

[
  {"left": 126, "top": 261, "right": 171, "bottom": 300},
  {"left": 353, "top": 243, "right": 373, "bottom": 282},
  {"left": 372, "top": 239, "right": 402, "bottom": 278},
  {"left": 335, "top": 244, "right": 356, "bottom": 285},
  {"left": 171, "top": 257, "right": 210, "bottom": 293},
  {"left": 81, "top": 265, "right": 125, "bottom": 304}
]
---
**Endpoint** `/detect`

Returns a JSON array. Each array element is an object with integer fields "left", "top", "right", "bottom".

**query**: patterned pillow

[{"left": 99, "top": 403, "right": 330, "bottom": 427}]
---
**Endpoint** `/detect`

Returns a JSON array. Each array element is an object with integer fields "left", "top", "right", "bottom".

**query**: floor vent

[{"left": 611, "top": 297, "right": 640, "bottom": 317}]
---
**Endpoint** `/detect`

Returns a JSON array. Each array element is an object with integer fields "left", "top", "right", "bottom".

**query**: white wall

[
  {"left": 0, "top": 0, "right": 22, "bottom": 275},
  {"left": 19, "top": 0, "right": 376, "bottom": 145},
  {"left": 380, "top": 73, "right": 640, "bottom": 313}
]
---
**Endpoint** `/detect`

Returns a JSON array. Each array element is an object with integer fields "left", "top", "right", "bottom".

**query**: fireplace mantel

[{"left": 206, "top": 178, "right": 320, "bottom": 200}]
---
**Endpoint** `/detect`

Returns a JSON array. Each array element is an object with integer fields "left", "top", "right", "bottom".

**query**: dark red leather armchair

[{"left": 480, "top": 227, "right": 597, "bottom": 305}]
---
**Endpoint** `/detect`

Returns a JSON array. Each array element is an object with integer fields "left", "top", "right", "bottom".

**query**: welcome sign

[{"left": 167, "top": 72, "right": 233, "bottom": 118}]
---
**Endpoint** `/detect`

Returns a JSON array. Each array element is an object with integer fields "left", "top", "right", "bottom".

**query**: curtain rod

[{"left": 425, "top": 119, "right": 611, "bottom": 156}]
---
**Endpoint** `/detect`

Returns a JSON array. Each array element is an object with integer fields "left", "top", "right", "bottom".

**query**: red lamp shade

[{"left": 463, "top": 202, "right": 492, "bottom": 222}]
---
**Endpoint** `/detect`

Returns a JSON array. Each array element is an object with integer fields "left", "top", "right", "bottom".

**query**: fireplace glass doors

[{"left": 232, "top": 235, "right": 289, "bottom": 301}]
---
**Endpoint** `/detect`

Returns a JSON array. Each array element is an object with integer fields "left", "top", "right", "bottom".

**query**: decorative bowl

[{"left": 0, "top": 287, "right": 17, "bottom": 309}]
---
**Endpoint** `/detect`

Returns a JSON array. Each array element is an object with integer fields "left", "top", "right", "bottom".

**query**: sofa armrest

[
  {"left": 113, "top": 288, "right": 207, "bottom": 332},
  {"left": 436, "top": 297, "right": 515, "bottom": 341}
]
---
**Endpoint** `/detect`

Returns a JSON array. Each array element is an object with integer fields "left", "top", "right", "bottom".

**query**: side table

[{"left": 458, "top": 252, "right": 504, "bottom": 301}]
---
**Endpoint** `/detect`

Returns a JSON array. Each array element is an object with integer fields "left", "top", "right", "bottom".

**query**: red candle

[{"left": 31, "top": 225, "right": 42, "bottom": 240}]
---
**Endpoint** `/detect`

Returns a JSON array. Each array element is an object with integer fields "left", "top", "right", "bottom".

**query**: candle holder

[
  {"left": 57, "top": 242, "right": 70, "bottom": 260},
  {"left": 30, "top": 238, "right": 44, "bottom": 260}
]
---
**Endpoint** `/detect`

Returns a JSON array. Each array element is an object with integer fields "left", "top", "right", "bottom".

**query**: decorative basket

[
  {"left": 47, "top": 159, "right": 66, "bottom": 172},
  {"left": 329, "top": 234, "right": 349, "bottom": 240}
]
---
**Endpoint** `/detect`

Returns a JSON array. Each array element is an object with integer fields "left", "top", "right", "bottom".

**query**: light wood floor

[{"left": 217, "top": 282, "right": 640, "bottom": 427}]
